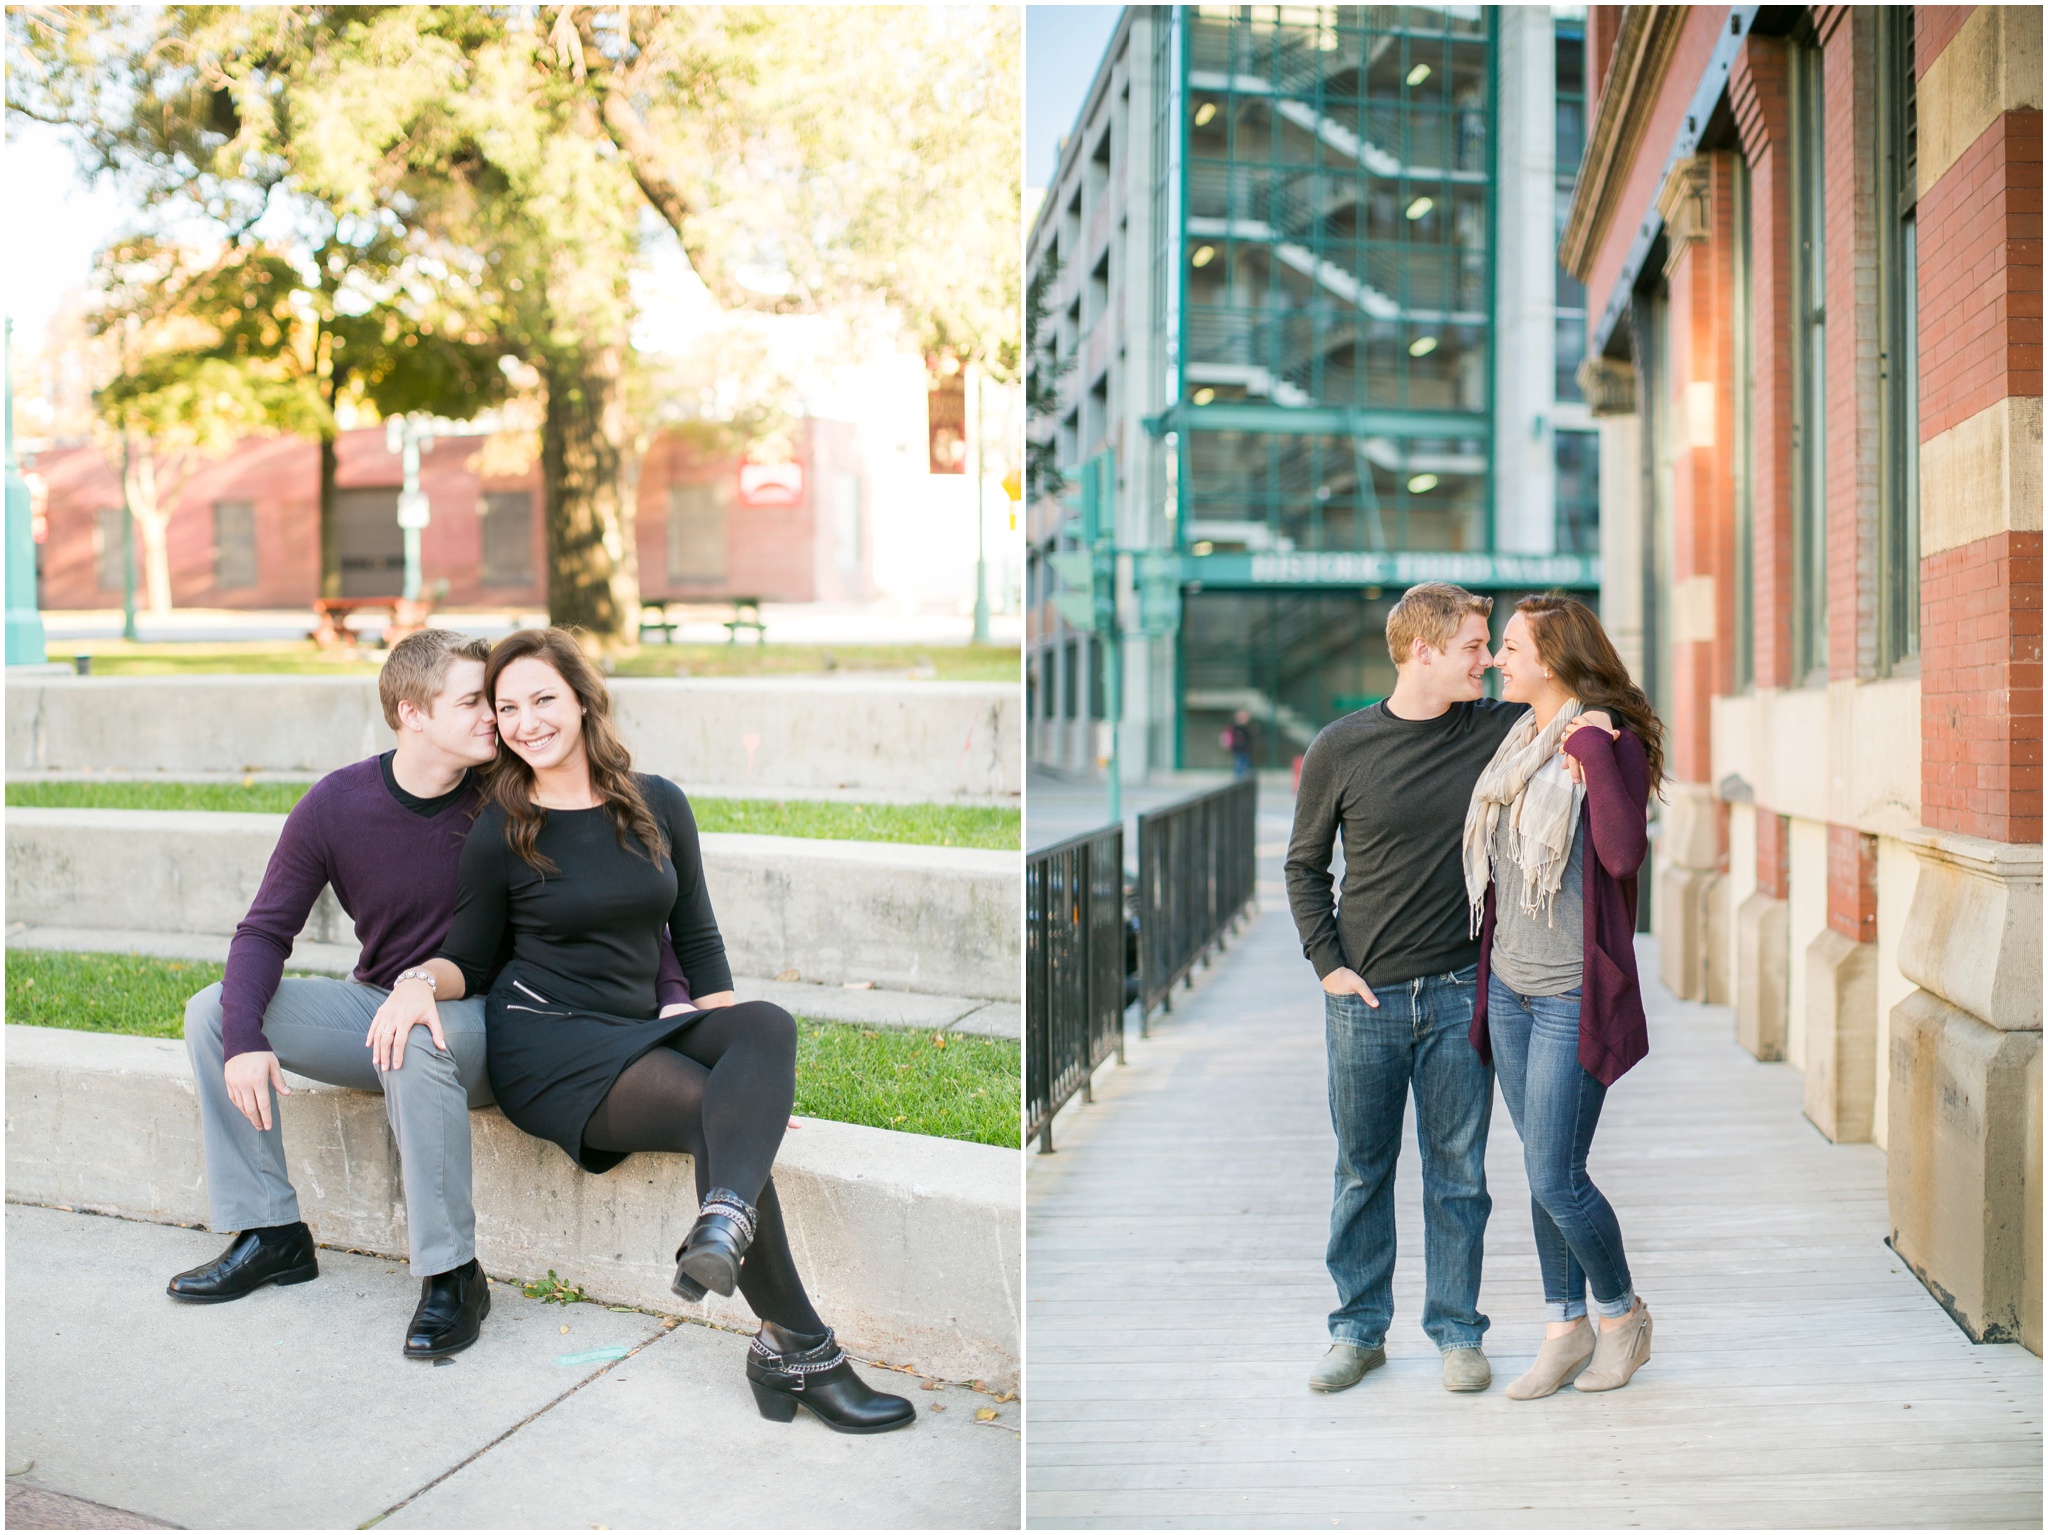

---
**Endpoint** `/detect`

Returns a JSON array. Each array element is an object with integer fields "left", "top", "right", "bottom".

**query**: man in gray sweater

[{"left": 1285, "top": 583, "right": 1527, "bottom": 1394}]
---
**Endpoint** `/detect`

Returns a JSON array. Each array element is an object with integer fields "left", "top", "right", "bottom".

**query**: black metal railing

[
  {"left": 1025, "top": 822, "right": 1127, "bottom": 1153},
  {"left": 1136, "top": 778, "right": 1259, "bottom": 1026}
]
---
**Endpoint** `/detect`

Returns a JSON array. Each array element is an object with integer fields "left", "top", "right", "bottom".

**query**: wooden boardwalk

[{"left": 1024, "top": 819, "right": 2041, "bottom": 1529}]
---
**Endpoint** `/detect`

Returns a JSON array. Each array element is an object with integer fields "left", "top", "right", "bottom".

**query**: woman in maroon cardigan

[{"left": 1462, "top": 594, "right": 1664, "bottom": 1400}]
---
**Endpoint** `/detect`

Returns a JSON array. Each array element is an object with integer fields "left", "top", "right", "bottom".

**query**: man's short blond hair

[
  {"left": 379, "top": 629, "right": 493, "bottom": 729},
  {"left": 1385, "top": 581, "right": 1493, "bottom": 667}
]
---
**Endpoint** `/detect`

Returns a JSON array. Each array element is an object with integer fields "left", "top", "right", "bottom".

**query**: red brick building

[
  {"left": 29, "top": 418, "right": 875, "bottom": 611},
  {"left": 1566, "top": 5, "right": 2039, "bottom": 1351}
]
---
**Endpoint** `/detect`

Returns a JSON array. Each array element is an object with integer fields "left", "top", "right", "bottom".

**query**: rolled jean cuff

[
  {"left": 1593, "top": 1286, "right": 1636, "bottom": 1320},
  {"left": 1330, "top": 1329, "right": 1384, "bottom": 1351},
  {"left": 1545, "top": 1299, "right": 1588, "bottom": 1323}
]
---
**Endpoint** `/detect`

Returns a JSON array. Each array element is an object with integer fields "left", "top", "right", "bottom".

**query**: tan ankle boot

[
  {"left": 1574, "top": 1298, "right": 1652, "bottom": 1392},
  {"left": 1505, "top": 1317, "right": 1595, "bottom": 1399}
]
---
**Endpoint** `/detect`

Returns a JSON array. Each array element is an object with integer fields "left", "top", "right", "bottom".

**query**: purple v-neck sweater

[{"left": 220, "top": 757, "right": 688, "bottom": 1060}]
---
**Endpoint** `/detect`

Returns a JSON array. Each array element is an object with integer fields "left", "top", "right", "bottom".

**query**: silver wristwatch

[{"left": 395, "top": 967, "right": 438, "bottom": 993}]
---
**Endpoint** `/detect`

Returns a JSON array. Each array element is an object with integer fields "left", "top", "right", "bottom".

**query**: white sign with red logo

[{"left": 738, "top": 461, "right": 804, "bottom": 508}]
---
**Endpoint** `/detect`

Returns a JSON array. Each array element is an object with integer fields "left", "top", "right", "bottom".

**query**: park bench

[
  {"left": 308, "top": 581, "right": 448, "bottom": 649},
  {"left": 637, "top": 595, "right": 768, "bottom": 646}
]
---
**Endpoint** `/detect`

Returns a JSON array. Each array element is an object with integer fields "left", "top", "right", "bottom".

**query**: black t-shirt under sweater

[{"left": 1285, "top": 697, "right": 1528, "bottom": 989}]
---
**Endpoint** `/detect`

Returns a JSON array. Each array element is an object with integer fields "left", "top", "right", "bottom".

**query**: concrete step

[
  {"left": 5, "top": 1023, "right": 1020, "bottom": 1391},
  {"left": 3, "top": 924, "right": 1020, "bottom": 1039},
  {"left": 6, "top": 674, "right": 1020, "bottom": 804},
  {"left": 4, "top": 809, "right": 1022, "bottom": 1002},
  {"left": 5, "top": 1205, "right": 1018, "bottom": 1530}
]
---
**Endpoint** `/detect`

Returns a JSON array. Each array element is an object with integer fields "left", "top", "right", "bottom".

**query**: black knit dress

[{"left": 437, "top": 774, "right": 734, "bottom": 1172}]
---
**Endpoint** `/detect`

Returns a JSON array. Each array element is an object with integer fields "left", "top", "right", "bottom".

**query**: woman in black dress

[{"left": 380, "top": 627, "right": 913, "bottom": 1434}]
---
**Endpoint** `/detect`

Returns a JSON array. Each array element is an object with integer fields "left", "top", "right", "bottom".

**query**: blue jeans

[
  {"left": 1324, "top": 964, "right": 1493, "bottom": 1352},
  {"left": 1487, "top": 976, "right": 1635, "bottom": 1322}
]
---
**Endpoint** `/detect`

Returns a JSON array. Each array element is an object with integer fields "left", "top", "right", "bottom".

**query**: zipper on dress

[{"left": 512, "top": 978, "right": 552, "bottom": 1005}]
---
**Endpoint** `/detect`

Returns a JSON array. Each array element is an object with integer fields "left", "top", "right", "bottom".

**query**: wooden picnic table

[{"left": 638, "top": 596, "right": 768, "bottom": 646}]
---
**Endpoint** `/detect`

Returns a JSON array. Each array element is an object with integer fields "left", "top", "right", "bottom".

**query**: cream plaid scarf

[{"left": 1462, "top": 700, "right": 1585, "bottom": 937}]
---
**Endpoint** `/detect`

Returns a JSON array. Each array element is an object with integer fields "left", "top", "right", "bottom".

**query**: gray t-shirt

[{"left": 1488, "top": 810, "right": 1585, "bottom": 996}]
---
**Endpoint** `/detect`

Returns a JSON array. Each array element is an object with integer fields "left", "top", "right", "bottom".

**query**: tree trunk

[
  {"left": 121, "top": 439, "right": 174, "bottom": 614},
  {"left": 540, "top": 343, "right": 639, "bottom": 648},
  {"left": 318, "top": 432, "right": 341, "bottom": 600}
]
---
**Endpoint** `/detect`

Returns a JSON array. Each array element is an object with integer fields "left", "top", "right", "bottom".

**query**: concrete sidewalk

[
  {"left": 4, "top": 1204, "right": 1019, "bottom": 1530},
  {"left": 1024, "top": 841, "right": 2042, "bottom": 1527}
]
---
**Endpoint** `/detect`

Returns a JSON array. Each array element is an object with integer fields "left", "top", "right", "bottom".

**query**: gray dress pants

[{"left": 184, "top": 978, "right": 492, "bottom": 1277}]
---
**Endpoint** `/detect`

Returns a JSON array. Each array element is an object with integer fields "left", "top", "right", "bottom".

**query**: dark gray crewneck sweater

[{"left": 1285, "top": 697, "right": 1528, "bottom": 989}]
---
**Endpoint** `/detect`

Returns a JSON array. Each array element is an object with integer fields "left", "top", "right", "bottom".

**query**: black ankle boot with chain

[
  {"left": 671, "top": 1188, "right": 756, "bottom": 1301},
  {"left": 746, "top": 1322, "right": 917, "bottom": 1434}
]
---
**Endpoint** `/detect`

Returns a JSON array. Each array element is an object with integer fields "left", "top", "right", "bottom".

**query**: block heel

[{"left": 751, "top": 1380, "right": 800, "bottom": 1422}]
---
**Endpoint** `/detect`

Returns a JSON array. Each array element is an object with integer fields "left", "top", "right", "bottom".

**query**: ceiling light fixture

[
  {"left": 1405, "top": 196, "right": 1434, "bottom": 220},
  {"left": 1192, "top": 387, "right": 1217, "bottom": 405},
  {"left": 1194, "top": 101, "right": 1217, "bottom": 127},
  {"left": 1406, "top": 473, "right": 1439, "bottom": 494},
  {"left": 1408, "top": 335, "right": 1438, "bottom": 358},
  {"left": 1192, "top": 245, "right": 1216, "bottom": 268},
  {"left": 1406, "top": 63, "right": 1432, "bottom": 87}
]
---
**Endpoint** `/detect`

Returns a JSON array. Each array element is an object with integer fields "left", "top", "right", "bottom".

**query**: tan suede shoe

[
  {"left": 1574, "top": 1298, "right": 1652, "bottom": 1392},
  {"left": 1505, "top": 1317, "right": 1595, "bottom": 1399}
]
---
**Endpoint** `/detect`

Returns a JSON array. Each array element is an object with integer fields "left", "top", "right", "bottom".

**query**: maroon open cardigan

[{"left": 1469, "top": 725, "right": 1652, "bottom": 1087}]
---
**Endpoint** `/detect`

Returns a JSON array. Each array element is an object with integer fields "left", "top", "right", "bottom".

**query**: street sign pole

[
  {"left": 120, "top": 432, "right": 138, "bottom": 642},
  {"left": 970, "top": 367, "right": 990, "bottom": 646},
  {"left": 4, "top": 320, "right": 48, "bottom": 666},
  {"left": 388, "top": 416, "right": 433, "bottom": 604}
]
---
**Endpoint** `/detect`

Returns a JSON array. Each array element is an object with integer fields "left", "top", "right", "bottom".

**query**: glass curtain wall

[
  {"left": 1179, "top": 5, "right": 1493, "bottom": 557},
  {"left": 1177, "top": 3, "right": 1495, "bottom": 768}
]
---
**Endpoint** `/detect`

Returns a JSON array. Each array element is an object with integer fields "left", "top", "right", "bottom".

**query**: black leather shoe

[
  {"left": 166, "top": 1223, "right": 319, "bottom": 1303},
  {"left": 746, "top": 1323, "right": 917, "bottom": 1434},
  {"left": 674, "top": 1189, "right": 756, "bottom": 1299},
  {"left": 404, "top": 1258, "right": 490, "bottom": 1359}
]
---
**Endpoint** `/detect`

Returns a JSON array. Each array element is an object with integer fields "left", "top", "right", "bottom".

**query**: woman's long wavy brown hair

[
  {"left": 482, "top": 628, "right": 668, "bottom": 874},
  {"left": 1517, "top": 593, "right": 1667, "bottom": 802}
]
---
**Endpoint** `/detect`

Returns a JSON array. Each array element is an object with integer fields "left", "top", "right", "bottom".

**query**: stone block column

[
  {"left": 1886, "top": 4, "right": 2045, "bottom": 1355},
  {"left": 1805, "top": 825, "right": 1880, "bottom": 1141},
  {"left": 1737, "top": 810, "right": 1791, "bottom": 1060}
]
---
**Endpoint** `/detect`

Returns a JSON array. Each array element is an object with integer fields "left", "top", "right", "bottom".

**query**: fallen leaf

[
  {"left": 975, "top": 1407, "right": 998, "bottom": 1421},
  {"left": 560, "top": 1324, "right": 570, "bottom": 1334},
  {"left": 994, "top": 1392, "right": 1017, "bottom": 1403},
  {"left": 841, "top": 979, "right": 875, "bottom": 990},
  {"left": 928, "top": 1404, "right": 947, "bottom": 1413},
  {"left": 920, "top": 1379, "right": 941, "bottom": 1391},
  {"left": 775, "top": 969, "right": 801, "bottom": 983}
]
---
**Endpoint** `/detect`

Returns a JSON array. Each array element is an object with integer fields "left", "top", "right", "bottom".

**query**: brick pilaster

[
  {"left": 1729, "top": 36, "right": 1797, "bottom": 690},
  {"left": 1916, "top": 12, "right": 2044, "bottom": 845},
  {"left": 1756, "top": 809, "right": 1792, "bottom": 900},
  {"left": 1826, "top": 822, "right": 1879, "bottom": 941}
]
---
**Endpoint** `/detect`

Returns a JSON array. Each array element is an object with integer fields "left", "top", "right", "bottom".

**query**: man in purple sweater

[{"left": 170, "top": 630, "right": 690, "bottom": 1358}]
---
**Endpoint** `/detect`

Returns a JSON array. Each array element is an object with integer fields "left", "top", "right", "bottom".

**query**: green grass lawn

[
  {"left": 5, "top": 950, "right": 1019, "bottom": 1149},
  {"left": 58, "top": 639, "right": 1018, "bottom": 683},
  {"left": 3, "top": 781, "right": 1019, "bottom": 849}
]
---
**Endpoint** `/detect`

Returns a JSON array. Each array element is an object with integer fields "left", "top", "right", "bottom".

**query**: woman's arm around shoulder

[{"left": 1562, "top": 725, "right": 1650, "bottom": 880}]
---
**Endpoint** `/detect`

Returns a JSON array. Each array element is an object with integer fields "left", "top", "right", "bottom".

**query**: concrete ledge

[
  {"left": 5, "top": 810, "right": 1021, "bottom": 1001},
  {"left": 5, "top": 675, "right": 1020, "bottom": 804},
  {"left": 3, "top": 1024, "right": 1020, "bottom": 1389}
]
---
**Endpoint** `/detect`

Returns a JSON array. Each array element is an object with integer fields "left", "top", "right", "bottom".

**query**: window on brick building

[
  {"left": 479, "top": 491, "right": 533, "bottom": 587},
  {"left": 1876, "top": 7, "right": 1920, "bottom": 674},
  {"left": 1732, "top": 154, "right": 1755, "bottom": 692},
  {"left": 666, "top": 481, "right": 729, "bottom": 585},
  {"left": 1553, "top": 429, "right": 1599, "bottom": 555},
  {"left": 93, "top": 507, "right": 126, "bottom": 592},
  {"left": 1063, "top": 639, "right": 1079, "bottom": 719},
  {"left": 212, "top": 501, "right": 257, "bottom": 590},
  {"left": 1787, "top": 34, "right": 1828, "bottom": 685}
]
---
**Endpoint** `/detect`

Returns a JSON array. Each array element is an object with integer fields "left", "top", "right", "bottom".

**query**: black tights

[{"left": 582, "top": 1001, "right": 824, "bottom": 1335}]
